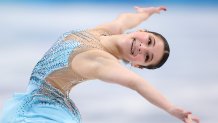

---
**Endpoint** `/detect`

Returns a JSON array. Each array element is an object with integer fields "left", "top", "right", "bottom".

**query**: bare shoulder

[
  {"left": 71, "top": 49, "right": 143, "bottom": 90},
  {"left": 88, "top": 18, "right": 123, "bottom": 35},
  {"left": 70, "top": 49, "right": 119, "bottom": 79},
  {"left": 70, "top": 49, "right": 144, "bottom": 90},
  {"left": 72, "top": 49, "right": 118, "bottom": 62},
  {"left": 87, "top": 28, "right": 112, "bottom": 37}
]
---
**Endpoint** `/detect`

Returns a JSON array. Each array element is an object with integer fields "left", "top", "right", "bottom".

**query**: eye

[
  {"left": 148, "top": 37, "right": 152, "bottom": 46},
  {"left": 144, "top": 54, "right": 149, "bottom": 62}
]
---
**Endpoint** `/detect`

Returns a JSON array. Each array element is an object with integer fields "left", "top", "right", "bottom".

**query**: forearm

[
  {"left": 94, "top": 6, "right": 166, "bottom": 35},
  {"left": 117, "top": 12, "right": 151, "bottom": 32},
  {"left": 134, "top": 79, "right": 174, "bottom": 113}
]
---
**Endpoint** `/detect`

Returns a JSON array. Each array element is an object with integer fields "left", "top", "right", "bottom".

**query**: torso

[{"left": 45, "top": 29, "right": 111, "bottom": 95}]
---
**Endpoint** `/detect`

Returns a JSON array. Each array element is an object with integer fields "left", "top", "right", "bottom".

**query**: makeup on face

[
  {"left": 130, "top": 38, "right": 136, "bottom": 55},
  {"left": 130, "top": 34, "right": 155, "bottom": 60},
  {"left": 129, "top": 32, "right": 164, "bottom": 66}
]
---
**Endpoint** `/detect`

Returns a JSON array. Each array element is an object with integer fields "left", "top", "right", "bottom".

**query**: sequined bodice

[{"left": 29, "top": 30, "right": 105, "bottom": 95}]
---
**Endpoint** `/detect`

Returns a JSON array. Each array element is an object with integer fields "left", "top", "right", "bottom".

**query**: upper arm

[
  {"left": 71, "top": 50, "right": 143, "bottom": 90},
  {"left": 94, "top": 20, "right": 123, "bottom": 35},
  {"left": 92, "top": 7, "right": 162, "bottom": 35},
  {"left": 94, "top": 13, "right": 131, "bottom": 35},
  {"left": 95, "top": 59, "right": 143, "bottom": 90}
]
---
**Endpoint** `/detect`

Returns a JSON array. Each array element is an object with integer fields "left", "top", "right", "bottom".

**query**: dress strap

[{"left": 65, "top": 30, "right": 106, "bottom": 64}]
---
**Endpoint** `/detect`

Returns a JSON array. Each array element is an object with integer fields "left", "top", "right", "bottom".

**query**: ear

[
  {"left": 131, "top": 63, "right": 140, "bottom": 68},
  {"left": 138, "top": 29, "right": 148, "bottom": 32}
]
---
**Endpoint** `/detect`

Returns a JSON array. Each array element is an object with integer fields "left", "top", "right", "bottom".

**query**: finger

[
  {"left": 188, "top": 114, "right": 193, "bottom": 122},
  {"left": 155, "top": 7, "right": 166, "bottom": 14},
  {"left": 191, "top": 116, "right": 200, "bottom": 123},
  {"left": 185, "top": 111, "right": 192, "bottom": 115},
  {"left": 184, "top": 117, "right": 192, "bottom": 123},
  {"left": 182, "top": 111, "right": 192, "bottom": 120},
  {"left": 134, "top": 6, "right": 140, "bottom": 10},
  {"left": 158, "top": 6, "right": 167, "bottom": 11},
  {"left": 193, "top": 119, "right": 200, "bottom": 123},
  {"left": 183, "top": 113, "right": 193, "bottom": 123}
]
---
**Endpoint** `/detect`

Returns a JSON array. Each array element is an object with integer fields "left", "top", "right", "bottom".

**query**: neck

[{"left": 100, "top": 34, "right": 126, "bottom": 59}]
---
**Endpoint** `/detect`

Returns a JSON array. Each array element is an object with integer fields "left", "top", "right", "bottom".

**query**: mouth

[{"left": 131, "top": 38, "right": 136, "bottom": 55}]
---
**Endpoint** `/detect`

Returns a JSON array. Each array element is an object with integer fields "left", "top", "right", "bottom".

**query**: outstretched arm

[
  {"left": 71, "top": 50, "right": 200, "bottom": 123},
  {"left": 94, "top": 6, "right": 167, "bottom": 35}
]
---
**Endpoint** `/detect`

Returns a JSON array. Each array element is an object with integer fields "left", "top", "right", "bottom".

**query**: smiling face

[{"left": 120, "top": 31, "right": 165, "bottom": 67}]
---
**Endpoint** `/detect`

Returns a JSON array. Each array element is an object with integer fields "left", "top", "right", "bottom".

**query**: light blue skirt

[{"left": 0, "top": 82, "right": 81, "bottom": 123}]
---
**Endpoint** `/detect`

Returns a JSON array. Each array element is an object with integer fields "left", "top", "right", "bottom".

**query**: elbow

[
  {"left": 127, "top": 77, "right": 145, "bottom": 92},
  {"left": 125, "top": 79, "right": 139, "bottom": 91},
  {"left": 118, "top": 13, "right": 131, "bottom": 19},
  {"left": 116, "top": 13, "right": 132, "bottom": 32}
]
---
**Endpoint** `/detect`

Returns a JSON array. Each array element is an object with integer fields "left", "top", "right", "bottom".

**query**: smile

[{"left": 131, "top": 38, "right": 136, "bottom": 55}]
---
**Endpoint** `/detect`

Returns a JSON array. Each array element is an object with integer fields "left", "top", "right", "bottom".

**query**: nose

[{"left": 139, "top": 43, "right": 149, "bottom": 54}]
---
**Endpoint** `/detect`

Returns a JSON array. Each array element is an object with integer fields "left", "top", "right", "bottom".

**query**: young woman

[{"left": 0, "top": 6, "right": 199, "bottom": 123}]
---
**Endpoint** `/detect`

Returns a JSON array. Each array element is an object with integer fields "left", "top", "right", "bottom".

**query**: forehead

[
  {"left": 151, "top": 36, "right": 165, "bottom": 66},
  {"left": 131, "top": 31, "right": 157, "bottom": 40}
]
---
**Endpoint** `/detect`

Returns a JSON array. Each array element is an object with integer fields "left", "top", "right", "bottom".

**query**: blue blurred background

[{"left": 0, "top": 0, "right": 218, "bottom": 123}]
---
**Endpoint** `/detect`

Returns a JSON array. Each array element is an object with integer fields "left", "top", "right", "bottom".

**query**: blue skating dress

[{"left": 0, "top": 30, "right": 105, "bottom": 123}]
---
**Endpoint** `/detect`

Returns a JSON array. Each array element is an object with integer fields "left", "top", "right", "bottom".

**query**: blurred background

[{"left": 0, "top": 0, "right": 218, "bottom": 123}]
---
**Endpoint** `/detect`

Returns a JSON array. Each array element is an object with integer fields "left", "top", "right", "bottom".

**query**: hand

[
  {"left": 134, "top": 6, "right": 167, "bottom": 15},
  {"left": 168, "top": 106, "right": 200, "bottom": 123}
]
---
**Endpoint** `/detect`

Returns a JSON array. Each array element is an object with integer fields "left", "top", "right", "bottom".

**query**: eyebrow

[
  {"left": 150, "top": 53, "right": 153, "bottom": 62},
  {"left": 153, "top": 36, "right": 156, "bottom": 47}
]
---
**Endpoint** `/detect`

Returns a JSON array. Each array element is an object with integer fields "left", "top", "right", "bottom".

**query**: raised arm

[
  {"left": 94, "top": 6, "right": 167, "bottom": 35},
  {"left": 71, "top": 50, "right": 199, "bottom": 123}
]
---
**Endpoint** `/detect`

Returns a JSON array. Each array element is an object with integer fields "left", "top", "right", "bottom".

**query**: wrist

[{"left": 165, "top": 104, "right": 176, "bottom": 114}]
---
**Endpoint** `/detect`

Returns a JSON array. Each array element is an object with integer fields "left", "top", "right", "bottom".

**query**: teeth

[{"left": 131, "top": 39, "right": 136, "bottom": 55}]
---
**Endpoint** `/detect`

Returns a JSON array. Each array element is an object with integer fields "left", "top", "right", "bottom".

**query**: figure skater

[{"left": 0, "top": 6, "right": 200, "bottom": 123}]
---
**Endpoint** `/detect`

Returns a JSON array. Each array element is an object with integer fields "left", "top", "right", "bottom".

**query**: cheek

[
  {"left": 136, "top": 33, "right": 149, "bottom": 43},
  {"left": 131, "top": 55, "right": 144, "bottom": 63}
]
